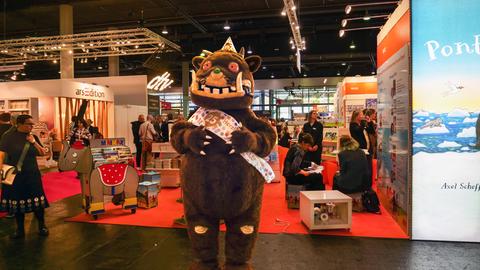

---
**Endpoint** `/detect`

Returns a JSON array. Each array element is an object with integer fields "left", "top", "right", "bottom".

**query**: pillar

[
  {"left": 108, "top": 27, "right": 120, "bottom": 76},
  {"left": 182, "top": 61, "right": 190, "bottom": 117},
  {"left": 59, "top": 4, "right": 74, "bottom": 79}
]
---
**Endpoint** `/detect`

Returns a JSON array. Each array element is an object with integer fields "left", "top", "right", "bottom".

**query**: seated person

[
  {"left": 278, "top": 125, "right": 292, "bottom": 148},
  {"left": 282, "top": 133, "right": 324, "bottom": 190},
  {"left": 333, "top": 135, "right": 370, "bottom": 194}
]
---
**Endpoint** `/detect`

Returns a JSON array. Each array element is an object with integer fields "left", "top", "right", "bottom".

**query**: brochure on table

[{"left": 411, "top": 0, "right": 480, "bottom": 242}]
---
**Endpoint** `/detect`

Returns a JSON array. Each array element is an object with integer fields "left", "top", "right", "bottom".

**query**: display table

[{"left": 300, "top": 190, "right": 352, "bottom": 230}]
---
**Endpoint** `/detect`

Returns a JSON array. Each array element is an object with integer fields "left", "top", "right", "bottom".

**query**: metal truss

[
  {"left": 282, "top": 0, "right": 305, "bottom": 73},
  {"left": 0, "top": 28, "right": 181, "bottom": 64}
]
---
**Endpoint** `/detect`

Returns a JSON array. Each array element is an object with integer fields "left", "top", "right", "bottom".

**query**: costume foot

[
  {"left": 10, "top": 230, "right": 25, "bottom": 239},
  {"left": 38, "top": 226, "right": 49, "bottom": 237},
  {"left": 223, "top": 263, "right": 253, "bottom": 270},
  {"left": 189, "top": 261, "right": 221, "bottom": 270}
]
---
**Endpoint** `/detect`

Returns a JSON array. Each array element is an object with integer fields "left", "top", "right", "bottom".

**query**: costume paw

[
  {"left": 230, "top": 128, "right": 257, "bottom": 154},
  {"left": 185, "top": 126, "right": 212, "bottom": 156}
]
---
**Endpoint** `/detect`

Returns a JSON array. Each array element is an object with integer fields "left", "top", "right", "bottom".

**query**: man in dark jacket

[
  {"left": 302, "top": 110, "right": 323, "bottom": 164},
  {"left": 0, "top": 113, "right": 12, "bottom": 139},
  {"left": 131, "top": 114, "right": 145, "bottom": 168},
  {"left": 283, "top": 133, "right": 324, "bottom": 190}
]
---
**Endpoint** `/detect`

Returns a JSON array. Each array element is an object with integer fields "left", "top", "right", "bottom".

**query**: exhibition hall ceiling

[{"left": 0, "top": 0, "right": 397, "bottom": 82}]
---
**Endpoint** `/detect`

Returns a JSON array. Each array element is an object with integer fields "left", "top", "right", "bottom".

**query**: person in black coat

[
  {"left": 333, "top": 135, "right": 370, "bottom": 193},
  {"left": 302, "top": 110, "right": 323, "bottom": 164},
  {"left": 283, "top": 133, "right": 324, "bottom": 190},
  {"left": 349, "top": 110, "right": 372, "bottom": 185},
  {"left": 0, "top": 113, "right": 12, "bottom": 139},
  {"left": 131, "top": 114, "right": 145, "bottom": 168}
]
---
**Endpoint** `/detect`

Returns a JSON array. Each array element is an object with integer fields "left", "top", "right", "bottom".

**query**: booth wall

[
  {"left": 411, "top": 0, "right": 480, "bottom": 242},
  {"left": 78, "top": 75, "right": 148, "bottom": 106},
  {"left": 376, "top": 0, "right": 411, "bottom": 235}
]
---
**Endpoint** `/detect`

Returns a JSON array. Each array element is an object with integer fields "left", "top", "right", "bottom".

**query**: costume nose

[{"left": 213, "top": 68, "right": 221, "bottom": 74}]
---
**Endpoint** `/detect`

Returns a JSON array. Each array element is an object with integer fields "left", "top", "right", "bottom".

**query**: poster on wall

[
  {"left": 376, "top": 44, "right": 410, "bottom": 234},
  {"left": 147, "top": 94, "right": 160, "bottom": 116},
  {"left": 412, "top": 0, "right": 480, "bottom": 242}
]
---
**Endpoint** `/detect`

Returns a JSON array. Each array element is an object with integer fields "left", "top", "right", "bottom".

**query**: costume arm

[
  {"left": 170, "top": 120, "right": 198, "bottom": 154},
  {"left": 246, "top": 117, "right": 277, "bottom": 157}
]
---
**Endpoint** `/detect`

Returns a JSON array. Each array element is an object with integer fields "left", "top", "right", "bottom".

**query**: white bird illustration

[{"left": 443, "top": 81, "right": 464, "bottom": 97}]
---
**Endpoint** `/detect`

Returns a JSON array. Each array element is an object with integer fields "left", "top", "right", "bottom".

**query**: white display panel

[{"left": 412, "top": 0, "right": 480, "bottom": 242}]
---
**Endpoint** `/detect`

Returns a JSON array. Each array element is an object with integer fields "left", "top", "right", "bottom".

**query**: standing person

[
  {"left": 365, "top": 109, "right": 378, "bottom": 159},
  {"left": 349, "top": 110, "right": 372, "bottom": 184},
  {"left": 68, "top": 116, "right": 78, "bottom": 133},
  {"left": 283, "top": 133, "right": 324, "bottom": 190},
  {"left": 0, "top": 115, "right": 49, "bottom": 239},
  {"left": 160, "top": 115, "right": 169, "bottom": 142},
  {"left": 131, "top": 114, "right": 145, "bottom": 168},
  {"left": 66, "top": 119, "right": 92, "bottom": 146},
  {"left": 153, "top": 115, "right": 163, "bottom": 142},
  {"left": 86, "top": 119, "right": 101, "bottom": 139},
  {"left": 0, "top": 112, "right": 12, "bottom": 138},
  {"left": 302, "top": 110, "right": 324, "bottom": 165},
  {"left": 333, "top": 135, "right": 370, "bottom": 193},
  {"left": 139, "top": 115, "right": 157, "bottom": 170}
]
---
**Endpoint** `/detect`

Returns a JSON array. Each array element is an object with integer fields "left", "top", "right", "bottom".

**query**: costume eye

[
  {"left": 202, "top": 61, "right": 212, "bottom": 70},
  {"left": 228, "top": 62, "right": 239, "bottom": 73}
]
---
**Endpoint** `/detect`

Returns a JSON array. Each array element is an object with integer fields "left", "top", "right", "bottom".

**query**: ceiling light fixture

[
  {"left": 270, "top": 74, "right": 275, "bottom": 79},
  {"left": 21, "top": 72, "right": 26, "bottom": 76},
  {"left": 247, "top": 46, "right": 253, "bottom": 54},
  {"left": 340, "top": 14, "right": 389, "bottom": 27},
  {"left": 223, "top": 20, "right": 231, "bottom": 30},
  {"left": 349, "top": 41, "right": 356, "bottom": 49},
  {"left": 323, "top": 78, "right": 327, "bottom": 84},
  {"left": 342, "top": 62, "right": 347, "bottom": 66},
  {"left": 53, "top": 59, "right": 57, "bottom": 64},
  {"left": 281, "top": 9, "right": 287, "bottom": 16},
  {"left": 303, "top": 74, "right": 307, "bottom": 77},
  {"left": 363, "top": 10, "right": 371, "bottom": 21},
  {"left": 339, "top": 26, "right": 382, "bottom": 38},
  {"left": 337, "top": 71, "right": 341, "bottom": 76},
  {"left": 345, "top": 1, "right": 398, "bottom": 14},
  {"left": 162, "top": 26, "right": 168, "bottom": 34}
]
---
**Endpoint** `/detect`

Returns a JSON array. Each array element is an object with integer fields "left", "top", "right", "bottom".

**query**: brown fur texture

[{"left": 171, "top": 39, "right": 276, "bottom": 270}]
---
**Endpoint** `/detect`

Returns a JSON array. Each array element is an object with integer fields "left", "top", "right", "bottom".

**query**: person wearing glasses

[{"left": 0, "top": 115, "right": 49, "bottom": 239}]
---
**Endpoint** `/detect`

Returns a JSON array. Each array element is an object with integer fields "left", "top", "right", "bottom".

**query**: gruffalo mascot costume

[{"left": 171, "top": 38, "right": 277, "bottom": 270}]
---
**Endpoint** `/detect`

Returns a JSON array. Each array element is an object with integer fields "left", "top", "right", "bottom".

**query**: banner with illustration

[
  {"left": 376, "top": 44, "right": 410, "bottom": 234},
  {"left": 412, "top": 0, "right": 480, "bottom": 242}
]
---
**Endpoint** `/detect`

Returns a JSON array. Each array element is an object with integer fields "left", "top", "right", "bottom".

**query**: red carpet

[
  {"left": 66, "top": 160, "right": 408, "bottom": 239},
  {"left": 0, "top": 171, "right": 81, "bottom": 218}
]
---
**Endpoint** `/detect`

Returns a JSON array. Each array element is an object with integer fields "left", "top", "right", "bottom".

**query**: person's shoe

[
  {"left": 38, "top": 226, "right": 49, "bottom": 237},
  {"left": 10, "top": 230, "right": 25, "bottom": 239}
]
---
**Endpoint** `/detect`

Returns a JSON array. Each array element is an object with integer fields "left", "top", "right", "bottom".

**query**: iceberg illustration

[
  {"left": 457, "top": 127, "right": 476, "bottom": 138},
  {"left": 413, "top": 118, "right": 423, "bottom": 123},
  {"left": 460, "top": 147, "right": 470, "bottom": 151},
  {"left": 415, "top": 124, "right": 449, "bottom": 134},
  {"left": 413, "top": 142, "right": 427, "bottom": 148},
  {"left": 437, "top": 141, "right": 462, "bottom": 148},
  {"left": 414, "top": 110, "right": 429, "bottom": 117},
  {"left": 463, "top": 117, "right": 478, "bottom": 123},
  {"left": 447, "top": 108, "right": 470, "bottom": 118},
  {"left": 448, "top": 121, "right": 458, "bottom": 125}
]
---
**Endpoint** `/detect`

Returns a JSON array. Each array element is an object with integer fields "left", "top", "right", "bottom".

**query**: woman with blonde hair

[{"left": 333, "top": 135, "right": 370, "bottom": 194}]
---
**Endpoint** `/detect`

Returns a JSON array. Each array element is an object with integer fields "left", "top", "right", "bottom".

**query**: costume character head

[{"left": 190, "top": 37, "right": 262, "bottom": 110}]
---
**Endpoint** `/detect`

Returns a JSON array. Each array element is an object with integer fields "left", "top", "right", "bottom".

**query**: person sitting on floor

[
  {"left": 333, "top": 135, "right": 370, "bottom": 194},
  {"left": 283, "top": 133, "right": 324, "bottom": 190}
]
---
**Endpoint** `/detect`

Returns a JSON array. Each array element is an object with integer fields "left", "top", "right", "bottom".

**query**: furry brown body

[{"left": 170, "top": 39, "right": 276, "bottom": 270}]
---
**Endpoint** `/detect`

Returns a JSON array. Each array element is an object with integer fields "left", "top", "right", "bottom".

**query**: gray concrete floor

[{"left": 0, "top": 194, "right": 479, "bottom": 270}]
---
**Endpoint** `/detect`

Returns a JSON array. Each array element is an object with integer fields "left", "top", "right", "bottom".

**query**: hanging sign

[{"left": 147, "top": 72, "right": 174, "bottom": 92}]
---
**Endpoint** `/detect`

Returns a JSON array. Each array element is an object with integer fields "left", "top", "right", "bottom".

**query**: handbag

[{"left": 1, "top": 143, "right": 31, "bottom": 185}]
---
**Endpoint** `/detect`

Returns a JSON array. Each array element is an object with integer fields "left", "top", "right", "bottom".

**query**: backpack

[{"left": 362, "top": 189, "right": 381, "bottom": 214}]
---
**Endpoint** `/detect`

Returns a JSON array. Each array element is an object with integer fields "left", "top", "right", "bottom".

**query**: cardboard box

[{"left": 137, "top": 181, "right": 159, "bottom": 208}]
